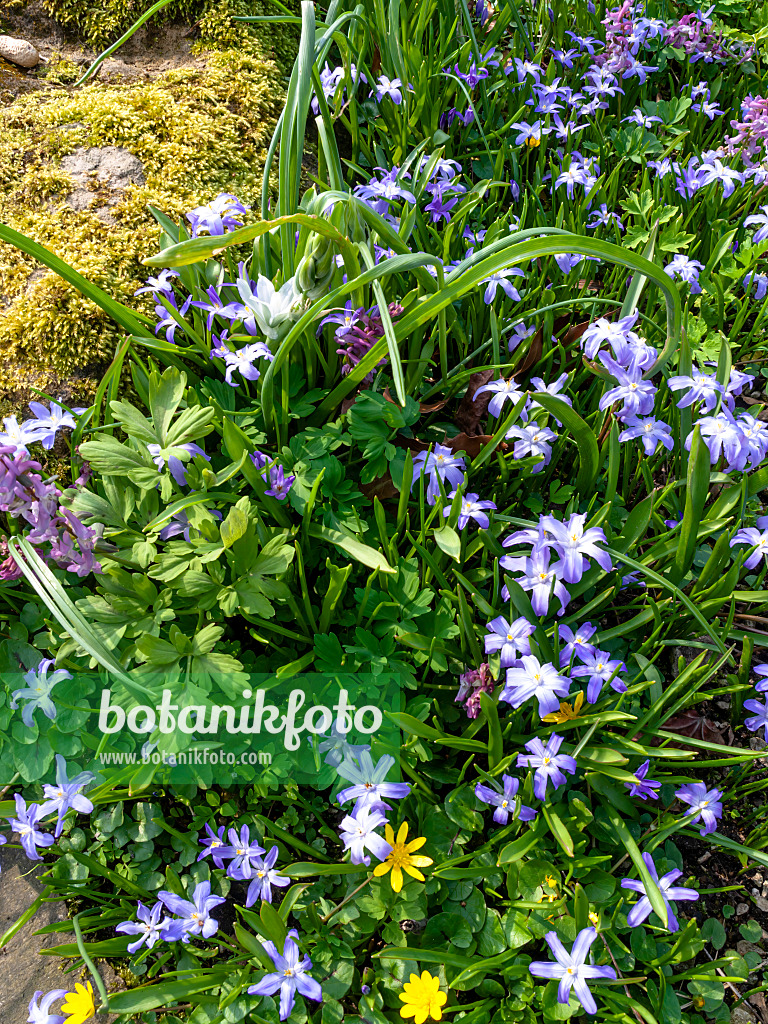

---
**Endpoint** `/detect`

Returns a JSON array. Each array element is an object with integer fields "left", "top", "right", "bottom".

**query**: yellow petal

[
  {"left": 433, "top": 991, "right": 448, "bottom": 1006},
  {"left": 407, "top": 855, "right": 433, "bottom": 868},
  {"left": 399, "top": 1005, "right": 417, "bottom": 1019},
  {"left": 574, "top": 691, "right": 584, "bottom": 712},
  {"left": 384, "top": 824, "right": 395, "bottom": 844},
  {"left": 403, "top": 865, "right": 426, "bottom": 881},
  {"left": 391, "top": 866, "right": 404, "bottom": 892},
  {"left": 406, "top": 835, "right": 427, "bottom": 852},
  {"left": 373, "top": 862, "right": 391, "bottom": 877},
  {"left": 397, "top": 821, "right": 409, "bottom": 844}
]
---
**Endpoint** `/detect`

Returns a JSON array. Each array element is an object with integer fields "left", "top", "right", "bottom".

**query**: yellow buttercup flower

[
  {"left": 525, "top": 136, "right": 541, "bottom": 148},
  {"left": 399, "top": 970, "right": 448, "bottom": 1023},
  {"left": 373, "top": 822, "right": 433, "bottom": 894},
  {"left": 589, "top": 911, "right": 600, "bottom": 926},
  {"left": 62, "top": 981, "right": 96, "bottom": 1024},
  {"left": 539, "top": 875, "right": 559, "bottom": 904},
  {"left": 542, "top": 690, "right": 584, "bottom": 724}
]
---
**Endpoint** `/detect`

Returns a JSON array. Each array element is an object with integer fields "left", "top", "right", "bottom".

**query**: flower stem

[{"left": 320, "top": 874, "right": 373, "bottom": 924}]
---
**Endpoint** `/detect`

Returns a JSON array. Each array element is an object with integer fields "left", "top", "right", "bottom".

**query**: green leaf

[
  {"left": 376, "top": 946, "right": 475, "bottom": 968},
  {"left": 221, "top": 507, "right": 250, "bottom": 549},
  {"left": 145, "top": 212, "right": 356, "bottom": 269},
  {"left": 542, "top": 807, "right": 574, "bottom": 858},
  {"left": 434, "top": 525, "right": 462, "bottom": 561},
  {"left": 670, "top": 425, "right": 711, "bottom": 584},
  {"left": 105, "top": 973, "right": 230, "bottom": 1014},
  {"left": 282, "top": 862, "right": 364, "bottom": 877},
  {"left": 385, "top": 711, "right": 486, "bottom": 752},
  {"left": 480, "top": 691, "right": 503, "bottom": 769},
  {"left": 620, "top": 219, "right": 658, "bottom": 318},
  {"left": 533, "top": 394, "right": 599, "bottom": 495},
  {"left": 259, "top": 899, "right": 288, "bottom": 948},
  {"left": 308, "top": 524, "right": 395, "bottom": 573},
  {"left": 604, "top": 806, "right": 668, "bottom": 925}
]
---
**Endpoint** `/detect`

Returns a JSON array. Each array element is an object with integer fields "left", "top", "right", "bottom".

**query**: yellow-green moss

[{"left": 0, "top": 50, "right": 285, "bottom": 397}]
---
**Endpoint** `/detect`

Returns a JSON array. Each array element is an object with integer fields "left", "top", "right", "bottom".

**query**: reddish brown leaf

[
  {"left": 447, "top": 432, "right": 506, "bottom": 458},
  {"left": 397, "top": 432, "right": 505, "bottom": 459},
  {"left": 454, "top": 370, "right": 495, "bottom": 435},
  {"left": 663, "top": 709, "right": 729, "bottom": 745},
  {"left": 562, "top": 320, "right": 591, "bottom": 346},
  {"left": 510, "top": 326, "right": 543, "bottom": 381},
  {"left": 360, "top": 473, "right": 399, "bottom": 500}
]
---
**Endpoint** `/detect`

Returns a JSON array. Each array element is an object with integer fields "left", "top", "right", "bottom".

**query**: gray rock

[
  {"left": 0, "top": 847, "right": 74, "bottom": 1023},
  {"left": 0, "top": 847, "right": 123, "bottom": 1023},
  {"left": 738, "top": 902, "right": 750, "bottom": 915},
  {"left": 0, "top": 36, "right": 40, "bottom": 68},
  {"left": 732, "top": 1006, "right": 758, "bottom": 1024},
  {"left": 60, "top": 146, "right": 145, "bottom": 190}
]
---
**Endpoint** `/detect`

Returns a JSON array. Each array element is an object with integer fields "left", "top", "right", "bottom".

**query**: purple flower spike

[
  {"left": 157, "top": 880, "right": 226, "bottom": 942},
  {"left": 754, "top": 663, "right": 768, "bottom": 693},
  {"left": 517, "top": 734, "right": 577, "bottom": 799},
  {"left": 557, "top": 622, "right": 597, "bottom": 667},
  {"left": 501, "top": 655, "right": 571, "bottom": 718},
  {"left": 483, "top": 615, "right": 535, "bottom": 667},
  {"left": 542, "top": 512, "right": 612, "bottom": 584},
  {"left": 39, "top": 754, "right": 95, "bottom": 838},
  {"left": 475, "top": 773, "right": 536, "bottom": 825},
  {"left": 338, "top": 806, "right": 392, "bottom": 866},
  {"left": 529, "top": 927, "right": 616, "bottom": 1015},
  {"left": 247, "top": 928, "right": 323, "bottom": 1021},
  {"left": 500, "top": 545, "right": 571, "bottom": 616},
  {"left": 264, "top": 464, "right": 296, "bottom": 501},
  {"left": 445, "top": 491, "right": 496, "bottom": 529},
  {"left": 26, "top": 988, "right": 68, "bottom": 1024},
  {"left": 116, "top": 901, "right": 182, "bottom": 953},
  {"left": 570, "top": 649, "right": 627, "bottom": 704},
  {"left": 219, "top": 825, "right": 266, "bottom": 881},
  {"left": 245, "top": 845, "right": 290, "bottom": 906},
  {"left": 621, "top": 852, "right": 699, "bottom": 931},
  {"left": 745, "top": 697, "right": 768, "bottom": 740},
  {"left": 7, "top": 795, "right": 54, "bottom": 861},
  {"left": 335, "top": 751, "right": 411, "bottom": 815},
  {"left": 473, "top": 377, "right": 525, "bottom": 417},
  {"left": 675, "top": 782, "right": 723, "bottom": 836},
  {"left": 730, "top": 520, "right": 768, "bottom": 569},
  {"left": 625, "top": 760, "right": 661, "bottom": 801}
]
